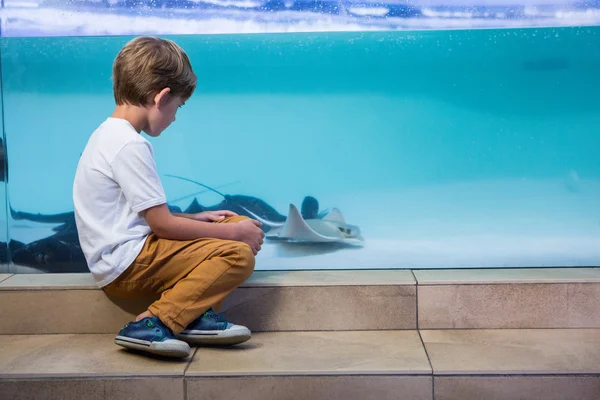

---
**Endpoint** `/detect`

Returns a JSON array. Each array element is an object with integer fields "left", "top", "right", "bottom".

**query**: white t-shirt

[{"left": 73, "top": 117, "right": 167, "bottom": 287}]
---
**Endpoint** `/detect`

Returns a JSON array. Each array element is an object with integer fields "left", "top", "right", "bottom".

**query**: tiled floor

[
  {"left": 1, "top": 329, "right": 599, "bottom": 399},
  {"left": 2, "top": 269, "right": 600, "bottom": 399},
  {"left": 0, "top": 334, "right": 189, "bottom": 378},
  {"left": 186, "top": 331, "right": 431, "bottom": 376},
  {"left": 0, "top": 331, "right": 431, "bottom": 378},
  {"left": 420, "top": 329, "right": 600, "bottom": 375}
]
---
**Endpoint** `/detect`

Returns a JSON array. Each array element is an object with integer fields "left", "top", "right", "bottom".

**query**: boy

[{"left": 73, "top": 36, "right": 264, "bottom": 359}]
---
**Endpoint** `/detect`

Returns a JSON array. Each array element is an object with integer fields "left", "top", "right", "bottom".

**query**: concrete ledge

[
  {"left": 0, "top": 270, "right": 417, "bottom": 334},
  {"left": 0, "top": 290, "right": 154, "bottom": 334},
  {"left": 2, "top": 268, "right": 600, "bottom": 333},
  {"left": 415, "top": 268, "right": 600, "bottom": 329},
  {"left": 418, "top": 282, "right": 600, "bottom": 329}
]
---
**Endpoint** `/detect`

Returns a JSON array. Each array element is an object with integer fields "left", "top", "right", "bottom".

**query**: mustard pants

[{"left": 102, "top": 216, "right": 255, "bottom": 333}]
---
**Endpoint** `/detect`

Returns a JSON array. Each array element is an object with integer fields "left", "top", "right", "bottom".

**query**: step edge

[
  {"left": 4, "top": 268, "right": 600, "bottom": 291},
  {"left": 414, "top": 267, "right": 600, "bottom": 285},
  {"left": 0, "top": 270, "right": 418, "bottom": 291},
  {"left": 432, "top": 369, "right": 600, "bottom": 376}
]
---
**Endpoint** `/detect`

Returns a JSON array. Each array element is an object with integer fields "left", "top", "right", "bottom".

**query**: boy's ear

[{"left": 153, "top": 87, "right": 172, "bottom": 107}]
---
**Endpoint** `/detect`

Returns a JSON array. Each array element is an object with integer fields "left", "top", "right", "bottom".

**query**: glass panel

[
  {"left": 0, "top": 43, "right": 7, "bottom": 273},
  {"left": 3, "top": 27, "right": 600, "bottom": 272}
]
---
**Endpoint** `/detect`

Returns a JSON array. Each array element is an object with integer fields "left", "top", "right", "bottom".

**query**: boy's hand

[
  {"left": 192, "top": 210, "right": 238, "bottom": 222},
  {"left": 231, "top": 219, "right": 264, "bottom": 255}
]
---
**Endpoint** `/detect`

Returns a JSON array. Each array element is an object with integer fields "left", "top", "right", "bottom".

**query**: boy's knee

[{"left": 234, "top": 242, "right": 256, "bottom": 279}]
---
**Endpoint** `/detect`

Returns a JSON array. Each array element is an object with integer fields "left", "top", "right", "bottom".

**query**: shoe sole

[
  {"left": 115, "top": 336, "right": 190, "bottom": 358},
  {"left": 176, "top": 325, "right": 251, "bottom": 346}
]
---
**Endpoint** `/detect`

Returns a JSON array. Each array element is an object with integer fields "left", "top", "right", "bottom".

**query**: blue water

[{"left": 3, "top": 26, "right": 600, "bottom": 272}]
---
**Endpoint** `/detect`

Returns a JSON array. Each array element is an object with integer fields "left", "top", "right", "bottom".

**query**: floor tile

[
  {"left": 0, "top": 334, "right": 190, "bottom": 378},
  {"left": 421, "top": 329, "right": 600, "bottom": 375},
  {"left": 187, "top": 331, "right": 431, "bottom": 376},
  {"left": 187, "top": 376, "right": 431, "bottom": 400}
]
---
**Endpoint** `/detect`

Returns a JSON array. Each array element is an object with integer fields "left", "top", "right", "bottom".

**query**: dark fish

[{"left": 165, "top": 174, "right": 287, "bottom": 229}]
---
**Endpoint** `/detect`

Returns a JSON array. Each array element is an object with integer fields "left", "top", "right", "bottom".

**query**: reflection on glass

[{"left": 2, "top": 1, "right": 600, "bottom": 37}]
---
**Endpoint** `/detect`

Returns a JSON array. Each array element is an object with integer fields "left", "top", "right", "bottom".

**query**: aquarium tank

[{"left": 1, "top": 0, "right": 599, "bottom": 274}]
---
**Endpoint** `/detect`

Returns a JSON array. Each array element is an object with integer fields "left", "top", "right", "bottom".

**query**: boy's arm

[
  {"left": 142, "top": 204, "right": 235, "bottom": 241},
  {"left": 172, "top": 210, "right": 237, "bottom": 222},
  {"left": 171, "top": 212, "right": 195, "bottom": 220},
  {"left": 142, "top": 204, "right": 265, "bottom": 254}
]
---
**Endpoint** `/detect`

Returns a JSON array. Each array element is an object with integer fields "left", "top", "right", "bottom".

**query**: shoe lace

[
  {"left": 145, "top": 318, "right": 170, "bottom": 336},
  {"left": 203, "top": 310, "right": 225, "bottom": 322}
]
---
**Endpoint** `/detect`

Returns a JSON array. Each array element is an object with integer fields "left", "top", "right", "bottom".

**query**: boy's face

[{"left": 144, "top": 88, "right": 185, "bottom": 137}]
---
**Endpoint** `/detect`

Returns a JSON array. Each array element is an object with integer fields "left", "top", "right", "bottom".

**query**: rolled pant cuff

[{"left": 148, "top": 304, "right": 186, "bottom": 334}]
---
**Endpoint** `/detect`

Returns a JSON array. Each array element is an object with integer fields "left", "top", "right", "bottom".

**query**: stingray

[
  {"left": 9, "top": 209, "right": 87, "bottom": 272},
  {"left": 166, "top": 175, "right": 364, "bottom": 246},
  {"left": 266, "top": 204, "right": 364, "bottom": 246}
]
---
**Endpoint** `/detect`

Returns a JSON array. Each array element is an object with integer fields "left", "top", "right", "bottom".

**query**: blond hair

[{"left": 112, "top": 36, "right": 197, "bottom": 106}]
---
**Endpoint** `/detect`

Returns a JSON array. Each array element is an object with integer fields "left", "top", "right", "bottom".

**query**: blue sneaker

[
  {"left": 115, "top": 317, "right": 191, "bottom": 358},
  {"left": 176, "top": 309, "right": 251, "bottom": 346}
]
